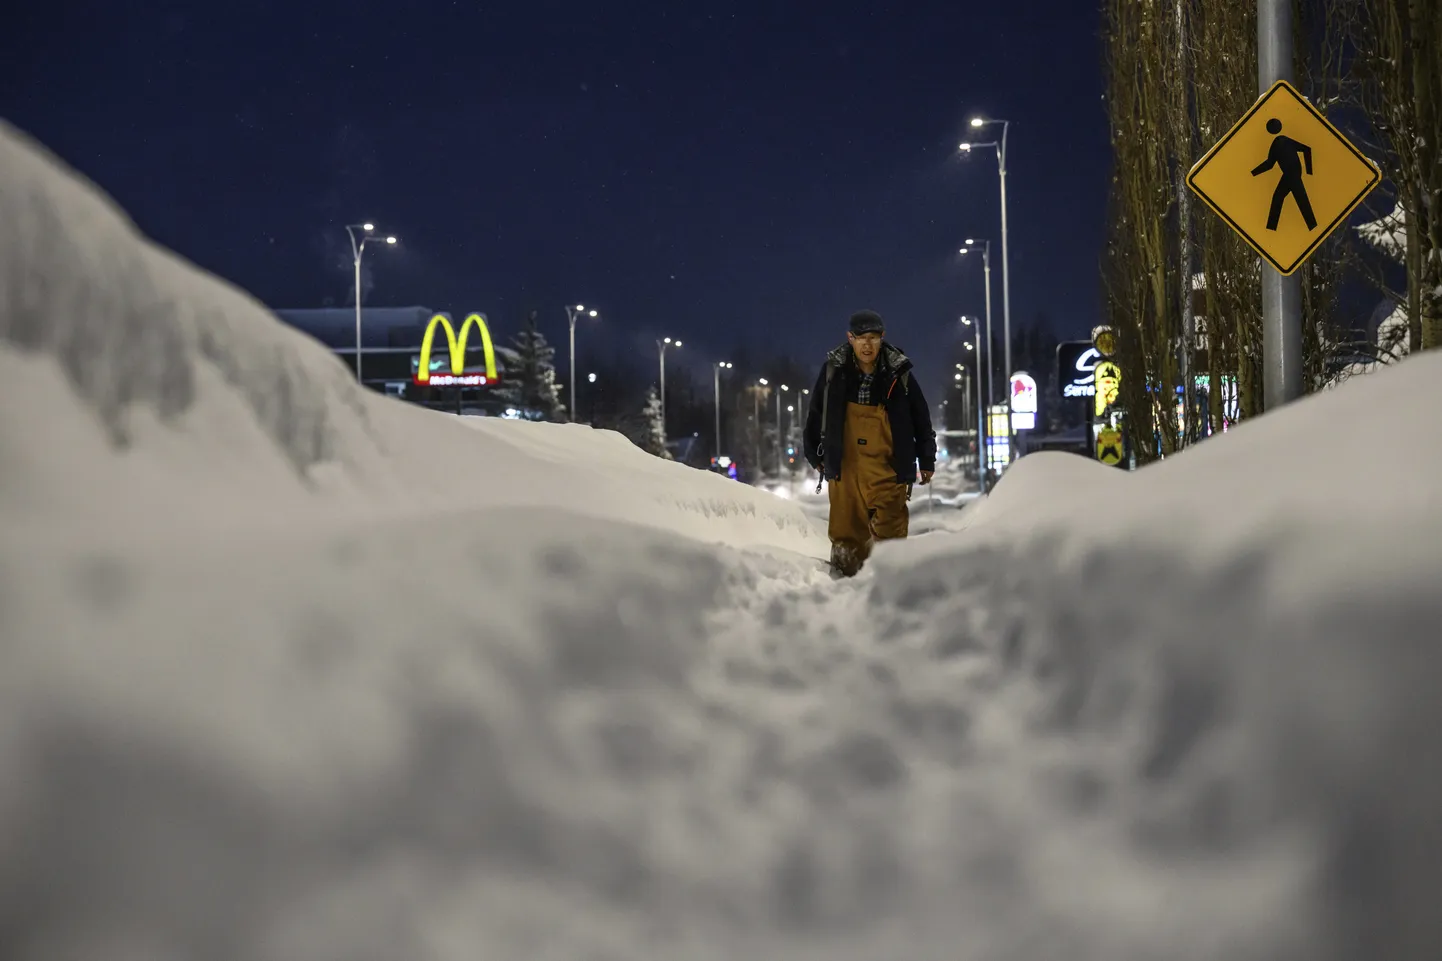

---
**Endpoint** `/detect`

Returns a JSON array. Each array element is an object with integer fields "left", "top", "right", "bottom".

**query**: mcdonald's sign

[{"left": 414, "top": 313, "right": 499, "bottom": 387}]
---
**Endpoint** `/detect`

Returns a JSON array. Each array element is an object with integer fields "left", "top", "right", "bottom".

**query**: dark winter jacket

[{"left": 802, "top": 342, "right": 938, "bottom": 483}]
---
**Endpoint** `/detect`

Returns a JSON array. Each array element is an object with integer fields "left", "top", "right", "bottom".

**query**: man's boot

[{"left": 829, "top": 540, "right": 867, "bottom": 577}]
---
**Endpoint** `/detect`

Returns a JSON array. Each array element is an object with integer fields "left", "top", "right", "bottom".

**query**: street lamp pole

[
  {"left": 962, "top": 120, "right": 1013, "bottom": 471},
  {"left": 961, "top": 118, "right": 1012, "bottom": 393},
  {"left": 344, "top": 223, "right": 398, "bottom": 385},
  {"left": 799, "top": 388, "right": 809, "bottom": 460},
  {"left": 961, "top": 239, "right": 996, "bottom": 407},
  {"left": 962, "top": 317, "right": 987, "bottom": 494},
  {"left": 713, "top": 361, "right": 732, "bottom": 460},
  {"left": 998, "top": 127, "right": 1012, "bottom": 387},
  {"left": 775, "top": 384, "right": 790, "bottom": 477},
  {"left": 566, "top": 304, "right": 598, "bottom": 422},
  {"left": 755, "top": 378, "right": 768, "bottom": 471},
  {"left": 658, "top": 336, "right": 681, "bottom": 440}
]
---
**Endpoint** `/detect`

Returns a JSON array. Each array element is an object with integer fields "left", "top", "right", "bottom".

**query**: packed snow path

[{"left": 4, "top": 120, "right": 1442, "bottom": 961}]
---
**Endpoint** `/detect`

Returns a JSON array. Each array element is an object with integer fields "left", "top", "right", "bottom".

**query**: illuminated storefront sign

[
  {"left": 1009, "top": 371, "right": 1037, "bottom": 430},
  {"left": 414, "top": 313, "right": 499, "bottom": 387},
  {"left": 1056, "top": 342, "right": 1100, "bottom": 398},
  {"left": 987, "top": 404, "right": 1011, "bottom": 470},
  {"left": 1093, "top": 360, "right": 1122, "bottom": 417}
]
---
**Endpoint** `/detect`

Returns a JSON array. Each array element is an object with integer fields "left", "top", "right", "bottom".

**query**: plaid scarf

[{"left": 856, "top": 371, "right": 875, "bottom": 405}]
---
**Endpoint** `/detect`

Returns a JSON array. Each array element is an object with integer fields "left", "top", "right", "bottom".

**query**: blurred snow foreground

[{"left": 2, "top": 121, "right": 1442, "bottom": 961}]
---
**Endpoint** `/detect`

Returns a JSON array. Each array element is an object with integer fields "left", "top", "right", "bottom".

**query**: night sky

[{"left": 3, "top": 1, "right": 1110, "bottom": 393}]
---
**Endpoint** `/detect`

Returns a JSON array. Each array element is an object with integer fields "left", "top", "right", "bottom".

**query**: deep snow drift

[{"left": 3, "top": 119, "right": 1442, "bottom": 961}]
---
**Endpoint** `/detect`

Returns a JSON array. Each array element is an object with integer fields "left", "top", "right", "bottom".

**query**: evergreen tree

[
  {"left": 495, "top": 310, "right": 566, "bottom": 420},
  {"left": 624, "top": 386, "right": 672, "bottom": 459}
]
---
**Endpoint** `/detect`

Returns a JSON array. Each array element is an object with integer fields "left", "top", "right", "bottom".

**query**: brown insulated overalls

[{"left": 827, "top": 401, "right": 909, "bottom": 570}]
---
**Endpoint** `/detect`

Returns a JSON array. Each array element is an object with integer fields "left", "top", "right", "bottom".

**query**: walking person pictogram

[{"left": 1251, "top": 118, "right": 1317, "bottom": 231}]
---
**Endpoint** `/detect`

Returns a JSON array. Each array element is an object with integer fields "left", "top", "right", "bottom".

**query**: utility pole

[{"left": 1258, "top": 0, "right": 1302, "bottom": 410}]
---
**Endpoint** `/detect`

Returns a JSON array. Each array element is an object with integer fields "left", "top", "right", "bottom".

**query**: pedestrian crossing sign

[{"left": 1186, "top": 79, "right": 1380, "bottom": 276}]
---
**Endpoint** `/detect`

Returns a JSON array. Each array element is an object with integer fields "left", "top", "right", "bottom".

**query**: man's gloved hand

[{"left": 919, "top": 470, "right": 934, "bottom": 484}]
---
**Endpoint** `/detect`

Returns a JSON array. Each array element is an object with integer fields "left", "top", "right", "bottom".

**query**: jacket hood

[{"left": 826, "top": 341, "right": 913, "bottom": 374}]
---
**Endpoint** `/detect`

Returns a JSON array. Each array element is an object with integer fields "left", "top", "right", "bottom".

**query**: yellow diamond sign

[
  {"left": 1096, "top": 426, "right": 1125, "bottom": 466},
  {"left": 1187, "top": 80, "right": 1380, "bottom": 276}
]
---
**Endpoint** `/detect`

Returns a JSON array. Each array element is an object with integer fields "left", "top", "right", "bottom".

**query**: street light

[
  {"left": 775, "top": 384, "right": 790, "bottom": 477},
  {"left": 657, "top": 336, "right": 681, "bottom": 441},
  {"left": 713, "top": 361, "right": 733, "bottom": 461},
  {"left": 959, "top": 238, "right": 996, "bottom": 407},
  {"left": 786, "top": 403, "right": 796, "bottom": 470},
  {"left": 961, "top": 317, "right": 986, "bottom": 493},
  {"left": 959, "top": 118, "right": 1013, "bottom": 394},
  {"left": 753, "top": 379, "right": 769, "bottom": 469},
  {"left": 565, "top": 304, "right": 601, "bottom": 421},
  {"left": 345, "top": 223, "right": 399, "bottom": 384}
]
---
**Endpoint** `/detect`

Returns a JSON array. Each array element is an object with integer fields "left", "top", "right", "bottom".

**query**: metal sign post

[
  {"left": 1258, "top": 0, "right": 1301, "bottom": 410},
  {"left": 1188, "top": 1, "right": 1379, "bottom": 414}
]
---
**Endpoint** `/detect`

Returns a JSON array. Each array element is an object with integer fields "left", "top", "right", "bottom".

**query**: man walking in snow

[{"left": 803, "top": 310, "right": 937, "bottom": 576}]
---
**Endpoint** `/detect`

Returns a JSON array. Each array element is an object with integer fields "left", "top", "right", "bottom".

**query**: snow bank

[
  {"left": 4, "top": 119, "right": 1442, "bottom": 961},
  {"left": 0, "top": 120, "right": 820, "bottom": 556},
  {"left": 859, "top": 354, "right": 1442, "bottom": 959}
]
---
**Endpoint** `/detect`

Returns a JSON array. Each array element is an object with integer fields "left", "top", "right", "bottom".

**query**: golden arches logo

[{"left": 415, "top": 313, "right": 498, "bottom": 387}]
